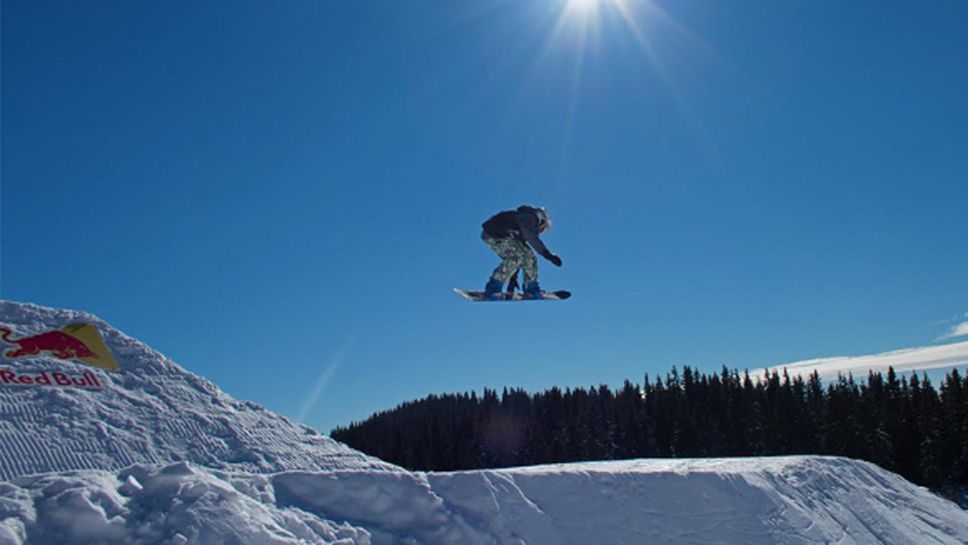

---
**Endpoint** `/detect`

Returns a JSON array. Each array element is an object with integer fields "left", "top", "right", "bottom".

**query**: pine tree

[
  {"left": 918, "top": 374, "right": 945, "bottom": 488},
  {"left": 939, "top": 369, "right": 966, "bottom": 486}
]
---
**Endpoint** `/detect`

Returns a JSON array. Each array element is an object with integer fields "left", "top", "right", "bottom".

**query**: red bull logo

[
  {"left": 0, "top": 369, "right": 102, "bottom": 389},
  {"left": 0, "top": 323, "right": 118, "bottom": 372},
  {"left": 1, "top": 328, "right": 96, "bottom": 360}
]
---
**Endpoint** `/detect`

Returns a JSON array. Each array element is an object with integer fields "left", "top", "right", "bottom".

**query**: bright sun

[
  {"left": 568, "top": 0, "right": 601, "bottom": 10},
  {"left": 566, "top": 0, "right": 608, "bottom": 16},
  {"left": 556, "top": 0, "right": 660, "bottom": 46},
  {"left": 541, "top": 0, "right": 694, "bottom": 128},
  {"left": 562, "top": 0, "right": 640, "bottom": 25}
]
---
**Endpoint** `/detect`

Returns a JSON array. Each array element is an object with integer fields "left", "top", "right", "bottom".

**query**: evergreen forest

[{"left": 332, "top": 367, "right": 968, "bottom": 498}]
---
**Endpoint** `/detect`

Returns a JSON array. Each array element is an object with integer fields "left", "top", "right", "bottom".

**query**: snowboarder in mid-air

[{"left": 477, "top": 205, "right": 563, "bottom": 300}]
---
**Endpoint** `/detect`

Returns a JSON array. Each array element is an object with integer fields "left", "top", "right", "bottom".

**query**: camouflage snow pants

[{"left": 482, "top": 234, "right": 538, "bottom": 285}]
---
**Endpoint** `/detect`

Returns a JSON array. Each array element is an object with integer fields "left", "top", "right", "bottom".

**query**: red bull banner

[{"left": 0, "top": 323, "right": 118, "bottom": 371}]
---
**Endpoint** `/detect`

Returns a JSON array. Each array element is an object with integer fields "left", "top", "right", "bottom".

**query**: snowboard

[{"left": 453, "top": 288, "right": 571, "bottom": 302}]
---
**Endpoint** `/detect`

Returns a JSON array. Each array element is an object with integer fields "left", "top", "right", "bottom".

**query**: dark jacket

[{"left": 481, "top": 206, "right": 554, "bottom": 261}]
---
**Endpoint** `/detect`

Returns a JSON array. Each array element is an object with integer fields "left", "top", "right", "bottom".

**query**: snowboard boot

[
  {"left": 523, "top": 281, "right": 544, "bottom": 300},
  {"left": 484, "top": 278, "right": 505, "bottom": 300}
]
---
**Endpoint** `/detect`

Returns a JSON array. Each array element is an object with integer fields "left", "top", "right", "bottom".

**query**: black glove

[{"left": 549, "top": 254, "right": 563, "bottom": 267}]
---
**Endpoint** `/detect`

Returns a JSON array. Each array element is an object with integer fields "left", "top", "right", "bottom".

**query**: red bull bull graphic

[
  {"left": 1, "top": 329, "right": 95, "bottom": 359},
  {"left": 0, "top": 323, "right": 118, "bottom": 372}
]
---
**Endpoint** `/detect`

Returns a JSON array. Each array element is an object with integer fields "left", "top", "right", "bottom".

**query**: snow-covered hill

[
  {"left": 2, "top": 300, "right": 968, "bottom": 545},
  {"left": 0, "top": 301, "right": 396, "bottom": 481}
]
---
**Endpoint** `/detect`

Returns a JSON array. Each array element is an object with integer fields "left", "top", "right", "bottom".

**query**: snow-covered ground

[
  {"left": 4, "top": 456, "right": 967, "bottom": 545},
  {"left": 2, "top": 300, "right": 968, "bottom": 545}
]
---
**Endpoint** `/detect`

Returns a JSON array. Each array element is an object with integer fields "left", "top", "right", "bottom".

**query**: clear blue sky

[{"left": 3, "top": 0, "right": 966, "bottom": 433}]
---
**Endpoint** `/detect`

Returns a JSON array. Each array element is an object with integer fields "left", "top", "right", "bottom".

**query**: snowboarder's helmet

[{"left": 535, "top": 207, "right": 552, "bottom": 232}]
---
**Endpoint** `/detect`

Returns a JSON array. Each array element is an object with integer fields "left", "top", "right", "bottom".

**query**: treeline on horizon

[{"left": 331, "top": 366, "right": 968, "bottom": 495}]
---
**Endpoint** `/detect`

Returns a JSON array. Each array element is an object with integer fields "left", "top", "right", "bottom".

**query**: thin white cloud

[
  {"left": 940, "top": 321, "right": 968, "bottom": 341},
  {"left": 759, "top": 340, "right": 968, "bottom": 381}
]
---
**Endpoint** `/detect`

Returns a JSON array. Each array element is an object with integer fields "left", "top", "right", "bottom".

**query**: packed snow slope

[
  {"left": 0, "top": 301, "right": 396, "bottom": 481},
  {"left": 2, "top": 300, "right": 968, "bottom": 545},
  {"left": 4, "top": 457, "right": 968, "bottom": 545}
]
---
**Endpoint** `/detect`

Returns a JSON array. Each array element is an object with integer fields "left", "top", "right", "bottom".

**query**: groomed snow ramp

[
  {"left": 428, "top": 457, "right": 968, "bottom": 545},
  {"left": 0, "top": 300, "right": 396, "bottom": 480}
]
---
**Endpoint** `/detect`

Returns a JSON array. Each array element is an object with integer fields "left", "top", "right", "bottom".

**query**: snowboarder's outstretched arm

[{"left": 515, "top": 211, "right": 563, "bottom": 267}]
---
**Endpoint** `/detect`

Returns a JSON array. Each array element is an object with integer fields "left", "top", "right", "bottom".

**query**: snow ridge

[{"left": 0, "top": 301, "right": 395, "bottom": 481}]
